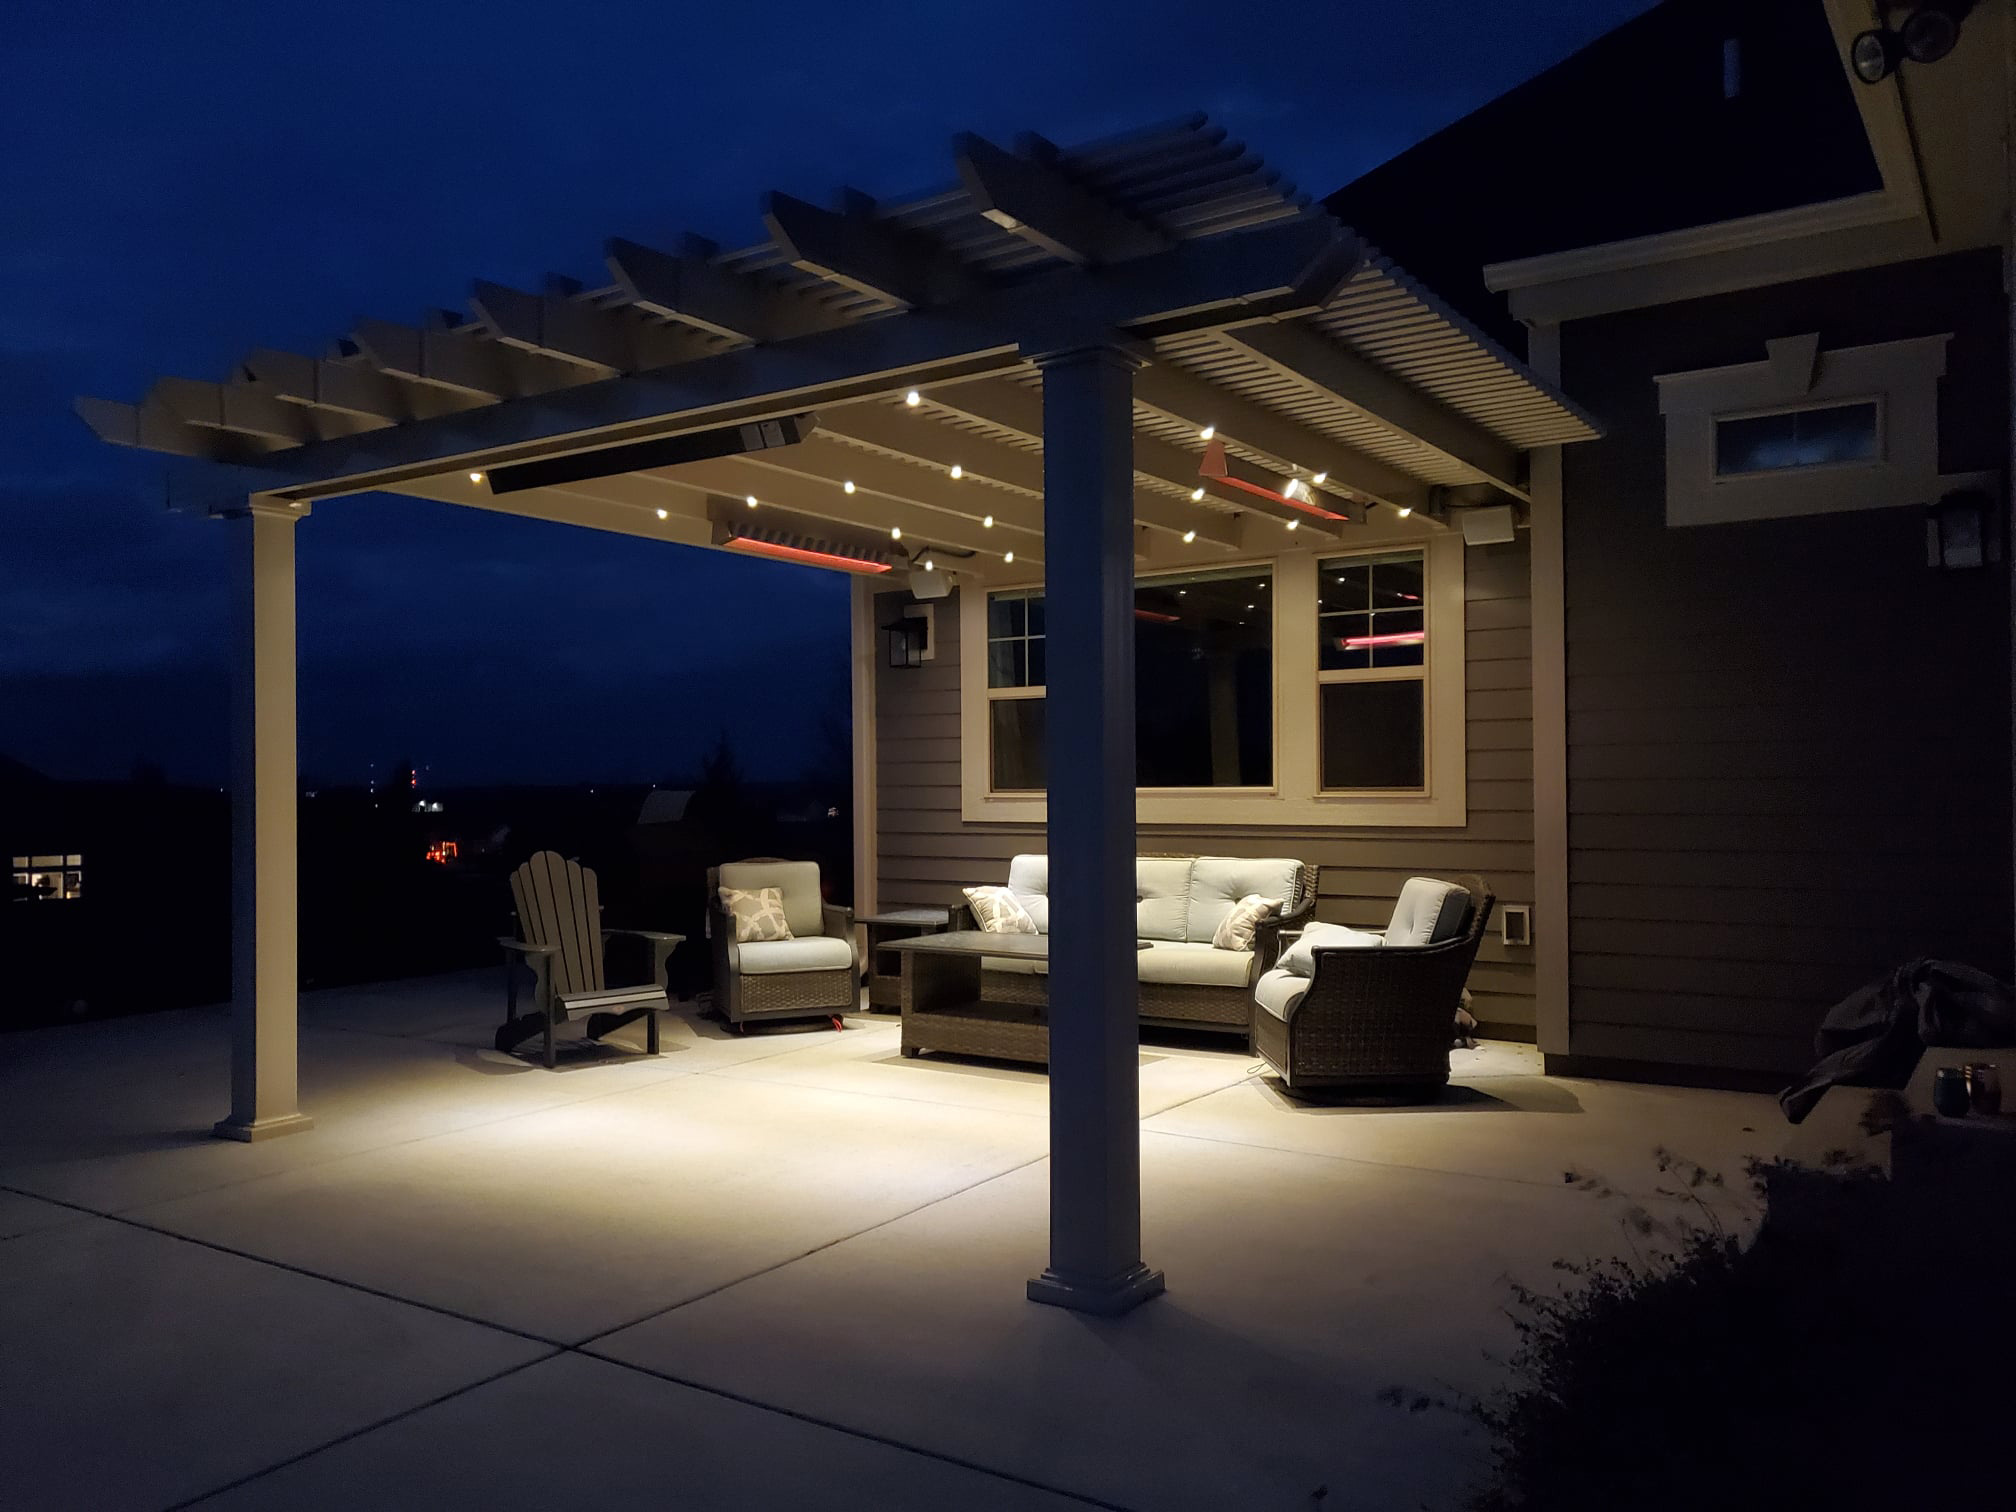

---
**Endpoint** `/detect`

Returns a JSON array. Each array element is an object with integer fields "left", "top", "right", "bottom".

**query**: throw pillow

[
  {"left": 963, "top": 884, "right": 1038, "bottom": 935},
  {"left": 1211, "top": 893, "right": 1282, "bottom": 951},
  {"left": 1278, "top": 920, "right": 1384, "bottom": 976},
  {"left": 720, "top": 885, "right": 793, "bottom": 943}
]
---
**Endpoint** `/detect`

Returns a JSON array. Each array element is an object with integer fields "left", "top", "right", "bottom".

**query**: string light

[
  {"left": 1003, "top": 550, "right": 1014, "bottom": 563},
  {"left": 922, "top": 557, "right": 935, "bottom": 571},
  {"left": 746, "top": 495, "right": 758, "bottom": 509},
  {"left": 983, "top": 515, "right": 994, "bottom": 528},
  {"left": 1190, "top": 486, "right": 1206, "bottom": 501},
  {"left": 1182, "top": 530, "right": 1196, "bottom": 544},
  {"left": 949, "top": 464, "right": 963, "bottom": 480},
  {"left": 1199, "top": 425, "right": 1215, "bottom": 441},
  {"left": 1397, "top": 506, "right": 1413, "bottom": 518},
  {"left": 656, "top": 508, "right": 668, "bottom": 520},
  {"left": 1286, "top": 519, "right": 1299, "bottom": 531},
  {"left": 843, "top": 480, "right": 856, "bottom": 494},
  {"left": 890, "top": 526, "right": 902, "bottom": 540},
  {"left": 468, "top": 471, "right": 484, "bottom": 484},
  {"left": 904, "top": 390, "right": 920, "bottom": 406},
  {"left": 1312, "top": 471, "right": 1328, "bottom": 486}
]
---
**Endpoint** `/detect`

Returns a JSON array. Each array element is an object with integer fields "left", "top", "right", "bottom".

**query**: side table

[{"left": 862, "top": 907, "right": 954, "bottom": 1011}]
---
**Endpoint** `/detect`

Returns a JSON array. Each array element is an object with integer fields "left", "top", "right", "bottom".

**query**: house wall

[
  {"left": 871, "top": 533, "right": 1541, "bottom": 1035},
  {"left": 1558, "top": 249, "right": 2013, "bottom": 1080}
]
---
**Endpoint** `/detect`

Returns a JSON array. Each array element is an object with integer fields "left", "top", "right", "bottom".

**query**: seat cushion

[
  {"left": 718, "top": 860, "right": 824, "bottom": 939},
  {"left": 735, "top": 936, "right": 854, "bottom": 975},
  {"left": 1005, "top": 854, "right": 1050, "bottom": 934},
  {"left": 1387, "top": 878, "right": 1473, "bottom": 947},
  {"left": 1253, "top": 966, "right": 1310, "bottom": 1022},
  {"left": 1278, "top": 921, "right": 1384, "bottom": 977},
  {"left": 1188, "top": 856, "right": 1303, "bottom": 944},
  {"left": 1137, "top": 940, "right": 1255, "bottom": 989},
  {"left": 1135, "top": 857, "right": 1195, "bottom": 942}
]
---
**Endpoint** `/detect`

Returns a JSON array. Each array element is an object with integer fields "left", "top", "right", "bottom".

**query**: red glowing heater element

[
  {"left": 723, "top": 537, "right": 893, "bottom": 574},
  {"left": 1197, "top": 440, "right": 1348, "bottom": 522},
  {"left": 1337, "top": 631, "right": 1426, "bottom": 650}
]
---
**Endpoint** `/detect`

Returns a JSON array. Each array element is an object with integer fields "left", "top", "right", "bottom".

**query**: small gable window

[{"left": 1713, "top": 400, "right": 1881, "bottom": 477}]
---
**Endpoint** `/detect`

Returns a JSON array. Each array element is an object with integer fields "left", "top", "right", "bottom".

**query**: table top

[
  {"left": 887, "top": 931, "right": 1153, "bottom": 958},
  {"left": 861, "top": 907, "right": 953, "bottom": 927}
]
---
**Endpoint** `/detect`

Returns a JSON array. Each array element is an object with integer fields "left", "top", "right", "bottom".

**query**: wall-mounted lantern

[
  {"left": 1926, "top": 487, "right": 1997, "bottom": 570},
  {"left": 885, "top": 602, "right": 936, "bottom": 669}
]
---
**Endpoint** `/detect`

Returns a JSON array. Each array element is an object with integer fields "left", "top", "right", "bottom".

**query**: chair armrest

[
  {"left": 821, "top": 904, "right": 854, "bottom": 938},
  {"left": 498, "top": 937, "right": 557, "bottom": 959},
  {"left": 604, "top": 929, "right": 684, "bottom": 991},
  {"left": 603, "top": 929, "right": 684, "bottom": 944}
]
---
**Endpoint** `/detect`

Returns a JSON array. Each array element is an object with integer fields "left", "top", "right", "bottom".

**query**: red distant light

[{"left": 725, "top": 537, "right": 893, "bottom": 574}]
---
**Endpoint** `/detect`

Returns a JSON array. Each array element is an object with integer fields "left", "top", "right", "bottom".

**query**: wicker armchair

[
  {"left": 707, "top": 858, "right": 856, "bottom": 1031},
  {"left": 1252, "top": 876, "right": 1494, "bottom": 1098}
]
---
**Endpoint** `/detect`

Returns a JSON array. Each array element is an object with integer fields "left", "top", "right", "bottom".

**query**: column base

[
  {"left": 212, "top": 1111, "right": 315, "bottom": 1143},
  {"left": 1027, "top": 1262, "right": 1166, "bottom": 1317}
]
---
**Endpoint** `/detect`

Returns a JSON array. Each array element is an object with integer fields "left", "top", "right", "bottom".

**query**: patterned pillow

[
  {"left": 720, "top": 885, "right": 794, "bottom": 943},
  {"left": 963, "top": 884, "right": 1038, "bottom": 935},
  {"left": 1211, "top": 893, "right": 1281, "bottom": 951}
]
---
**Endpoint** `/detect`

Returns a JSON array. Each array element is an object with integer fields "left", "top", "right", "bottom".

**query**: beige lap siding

[{"left": 871, "top": 535, "right": 1538, "bottom": 1038}]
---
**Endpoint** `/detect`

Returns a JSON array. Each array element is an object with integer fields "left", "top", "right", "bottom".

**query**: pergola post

[
  {"left": 213, "top": 500, "right": 313, "bottom": 1142},
  {"left": 1026, "top": 339, "right": 1164, "bottom": 1316}
]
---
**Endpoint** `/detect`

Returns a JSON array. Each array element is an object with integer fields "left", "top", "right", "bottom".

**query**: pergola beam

[
  {"left": 470, "top": 281, "right": 713, "bottom": 375},
  {"left": 74, "top": 396, "right": 263, "bottom": 460},
  {"left": 239, "top": 349, "right": 424, "bottom": 424},
  {"left": 915, "top": 378, "right": 1338, "bottom": 539},
  {"left": 1130, "top": 362, "right": 1430, "bottom": 514},
  {"left": 816, "top": 400, "right": 1242, "bottom": 548},
  {"left": 953, "top": 132, "right": 1169, "bottom": 266},
  {"left": 762, "top": 191, "right": 980, "bottom": 309},
  {"left": 151, "top": 378, "right": 315, "bottom": 445},
  {"left": 1219, "top": 322, "right": 1523, "bottom": 493},
  {"left": 350, "top": 318, "right": 584, "bottom": 401},
  {"left": 606, "top": 236, "right": 847, "bottom": 345}
]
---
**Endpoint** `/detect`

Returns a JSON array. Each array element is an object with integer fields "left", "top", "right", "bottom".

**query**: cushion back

[
  {"left": 1005, "top": 853, "right": 1050, "bottom": 933},
  {"left": 1386, "top": 877, "right": 1474, "bottom": 946},
  {"left": 1134, "top": 856, "right": 1194, "bottom": 941},
  {"left": 1187, "top": 855, "right": 1303, "bottom": 944},
  {"left": 717, "top": 859, "right": 824, "bottom": 939}
]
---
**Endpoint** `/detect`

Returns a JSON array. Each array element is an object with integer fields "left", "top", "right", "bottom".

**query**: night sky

[{"left": 2, "top": 0, "right": 1646, "bottom": 787}]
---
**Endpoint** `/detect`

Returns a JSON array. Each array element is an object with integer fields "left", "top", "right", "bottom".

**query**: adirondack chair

[{"left": 496, "top": 851, "right": 684, "bottom": 1068}]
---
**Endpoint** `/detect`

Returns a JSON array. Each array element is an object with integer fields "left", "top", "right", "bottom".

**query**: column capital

[{"left": 1028, "top": 332, "right": 1153, "bottom": 373}]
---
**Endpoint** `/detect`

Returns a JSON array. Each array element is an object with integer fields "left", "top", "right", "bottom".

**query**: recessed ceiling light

[
  {"left": 1190, "top": 486, "right": 1205, "bottom": 501},
  {"left": 983, "top": 515, "right": 994, "bottom": 528},
  {"left": 746, "top": 495, "right": 759, "bottom": 508},
  {"left": 1397, "top": 506, "right": 1413, "bottom": 518},
  {"left": 1286, "top": 519, "right": 1299, "bottom": 531},
  {"left": 1312, "top": 471, "right": 1328, "bottom": 486},
  {"left": 890, "top": 526, "right": 901, "bottom": 540},
  {"left": 1003, "top": 550, "right": 1014, "bottom": 564},
  {"left": 1199, "top": 425, "right": 1215, "bottom": 441}
]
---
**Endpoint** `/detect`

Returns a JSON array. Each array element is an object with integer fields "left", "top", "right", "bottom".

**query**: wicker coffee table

[
  {"left": 890, "top": 932, "right": 1152, "bottom": 1066},
  {"left": 890, "top": 931, "right": 1051, "bottom": 1065}
]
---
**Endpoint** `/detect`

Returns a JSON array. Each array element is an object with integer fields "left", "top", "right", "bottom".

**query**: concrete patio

[{"left": 0, "top": 971, "right": 1778, "bottom": 1511}]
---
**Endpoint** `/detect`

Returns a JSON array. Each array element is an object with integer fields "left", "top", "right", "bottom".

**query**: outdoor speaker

[
  {"left": 1459, "top": 505, "right": 1519, "bottom": 546},
  {"left": 908, "top": 567, "right": 951, "bottom": 600}
]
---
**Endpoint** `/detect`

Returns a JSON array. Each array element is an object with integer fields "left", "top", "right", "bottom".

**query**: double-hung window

[{"left": 1316, "top": 550, "right": 1428, "bottom": 792}]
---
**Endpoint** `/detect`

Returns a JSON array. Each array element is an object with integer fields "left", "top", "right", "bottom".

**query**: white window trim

[
  {"left": 1657, "top": 333, "right": 1949, "bottom": 527},
  {"left": 958, "top": 533, "right": 1467, "bottom": 827}
]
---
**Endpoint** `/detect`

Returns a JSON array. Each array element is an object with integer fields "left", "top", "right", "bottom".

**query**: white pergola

[{"left": 81, "top": 115, "right": 1595, "bottom": 1316}]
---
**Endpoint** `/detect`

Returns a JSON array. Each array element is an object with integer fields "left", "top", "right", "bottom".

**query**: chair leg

[
  {"left": 544, "top": 1013, "right": 556, "bottom": 1070},
  {"left": 647, "top": 1004, "right": 661, "bottom": 1056}
]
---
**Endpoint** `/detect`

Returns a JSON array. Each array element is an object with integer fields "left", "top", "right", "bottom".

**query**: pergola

[{"left": 81, "top": 115, "right": 1595, "bottom": 1316}]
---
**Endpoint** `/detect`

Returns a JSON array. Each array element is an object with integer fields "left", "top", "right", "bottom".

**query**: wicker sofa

[
  {"left": 706, "top": 858, "right": 857, "bottom": 1031},
  {"left": 952, "top": 853, "right": 1315, "bottom": 1038},
  {"left": 1251, "top": 875, "right": 1494, "bottom": 1097}
]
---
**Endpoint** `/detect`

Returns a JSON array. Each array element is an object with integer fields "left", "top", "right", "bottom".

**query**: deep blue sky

[{"left": 1, "top": 0, "right": 1646, "bottom": 787}]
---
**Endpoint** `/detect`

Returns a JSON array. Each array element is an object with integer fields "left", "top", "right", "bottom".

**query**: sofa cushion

[
  {"left": 718, "top": 860, "right": 824, "bottom": 939},
  {"left": 1387, "top": 877, "right": 1473, "bottom": 947},
  {"left": 735, "top": 936, "right": 853, "bottom": 975},
  {"left": 719, "top": 885, "right": 793, "bottom": 944},
  {"left": 1253, "top": 966, "right": 1311, "bottom": 1021},
  {"left": 1188, "top": 855, "right": 1303, "bottom": 944},
  {"left": 1211, "top": 894, "right": 1281, "bottom": 952},
  {"left": 964, "top": 885, "right": 1038, "bottom": 935},
  {"left": 1137, "top": 940, "right": 1255, "bottom": 989},
  {"left": 1279, "top": 920, "right": 1383, "bottom": 976},
  {"left": 1005, "top": 853, "right": 1050, "bottom": 934},
  {"left": 1135, "top": 856, "right": 1194, "bottom": 942}
]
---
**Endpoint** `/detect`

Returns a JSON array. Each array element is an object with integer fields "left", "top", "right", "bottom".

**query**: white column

[
  {"left": 214, "top": 501, "right": 313, "bottom": 1142},
  {"left": 1026, "top": 340, "right": 1164, "bottom": 1316},
  {"left": 1526, "top": 321, "right": 1572, "bottom": 1060}
]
